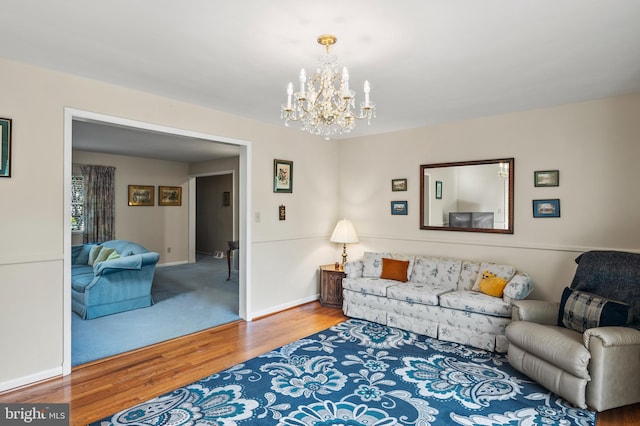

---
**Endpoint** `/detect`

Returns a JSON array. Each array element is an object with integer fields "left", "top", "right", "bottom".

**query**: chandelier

[
  {"left": 281, "top": 34, "right": 376, "bottom": 140},
  {"left": 498, "top": 162, "right": 509, "bottom": 178}
]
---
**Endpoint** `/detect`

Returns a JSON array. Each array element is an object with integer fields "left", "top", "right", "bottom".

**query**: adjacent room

[
  {"left": 1, "top": 2, "right": 639, "bottom": 425},
  {"left": 70, "top": 120, "right": 242, "bottom": 365}
]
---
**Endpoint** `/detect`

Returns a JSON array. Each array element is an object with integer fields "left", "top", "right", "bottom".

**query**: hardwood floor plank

[{"left": 0, "top": 302, "right": 637, "bottom": 425}]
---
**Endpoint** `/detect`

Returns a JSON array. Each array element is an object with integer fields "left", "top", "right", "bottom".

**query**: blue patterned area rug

[{"left": 91, "top": 319, "right": 596, "bottom": 425}]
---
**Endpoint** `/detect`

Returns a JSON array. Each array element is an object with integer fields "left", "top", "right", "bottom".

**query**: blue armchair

[{"left": 71, "top": 240, "right": 160, "bottom": 319}]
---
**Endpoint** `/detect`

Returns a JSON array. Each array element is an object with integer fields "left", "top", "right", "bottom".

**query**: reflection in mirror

[{"left": 420, "top": 158, "right": 514, "bottom": 234}]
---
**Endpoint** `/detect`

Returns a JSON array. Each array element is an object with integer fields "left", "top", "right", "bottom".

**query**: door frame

[{"left": 63, "top": 108, "right": 252, "bottom": 375}]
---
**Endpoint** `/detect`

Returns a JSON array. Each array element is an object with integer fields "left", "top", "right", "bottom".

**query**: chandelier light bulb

[
  {"left": 280, "top": 34, "right": 376, "bottom": 140},
  {"left": 342, "top": 67, "right": 350, "bottom": 94},
  {"left": 286, "top": 82, "right": 293, "bottom": 110},
  {"left": 299, "top": 69, "right": 306, "bottom": 97},
  {"left": 364, "top": 80, "right": 370, "bottom": 108}
]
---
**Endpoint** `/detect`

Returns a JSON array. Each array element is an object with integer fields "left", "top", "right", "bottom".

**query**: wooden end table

[{"left": 319, "top": 264, "right": 346, "bottom": 308}]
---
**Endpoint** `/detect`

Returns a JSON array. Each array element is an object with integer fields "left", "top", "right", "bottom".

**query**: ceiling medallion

[{"left": 281, "top": 34, "right": 376, "bottom": 140}]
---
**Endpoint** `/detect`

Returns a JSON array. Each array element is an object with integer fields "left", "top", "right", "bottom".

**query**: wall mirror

[{"left": 420, "top": 158, "right": 514, "bottom": 234}]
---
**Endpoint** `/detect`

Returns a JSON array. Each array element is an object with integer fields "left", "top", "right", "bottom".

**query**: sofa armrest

[
  {"left": 343, "top": 260, "right": 363, "bottom": 278},
  {"left": 511, "top": 299, "right": 559, "bottom": 325},
  {"left": 93, "top": 254, "right": 144, "bottom": 275},
  {"left": 584, "top": 326, "right": 640, "bottom": 411},
  {"left": 139, "top": 251, "right": 160, "bottom": 266},
  {"left": 93, "top": 252, "right": 160, "bottom": 275}
]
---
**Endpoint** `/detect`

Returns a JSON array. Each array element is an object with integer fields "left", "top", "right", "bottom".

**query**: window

[{"left": 71, "top": 174, "right": 85, "bottom": 232}]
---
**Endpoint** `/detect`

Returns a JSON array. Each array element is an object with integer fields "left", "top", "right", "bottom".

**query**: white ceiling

[{"left": 2, "top": 1, "right": 640, "bottom": 160}]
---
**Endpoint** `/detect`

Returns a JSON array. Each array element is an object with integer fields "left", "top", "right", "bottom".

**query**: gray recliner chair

[{"left": 505, "top": 250, "right": 640, "bottom": 412}]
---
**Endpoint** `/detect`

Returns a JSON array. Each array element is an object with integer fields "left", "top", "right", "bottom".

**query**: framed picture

[
  {"left": 0, "top": 117, "right": 12, "bottom": 177},
  {"left": 534, "top": 170, "right": 559, "bottom": 187},
  {"left": 158, "top": 186, "right": 182, "bottom": 206},
  {"left": 391, "top": 201, "right": 408, "bottom": 215},
  {"left": 274, "top": 159, "right": 293, "bottom": 193},
  {"left": 128, "top": 185, "right": 154, "bottom": 206},
  {"left": 223, "top": 191, "right": 230, "bottom": 206},
  {"left": 435, "top": 181, "right": 443, "bottom": 199},
  {"left": 533, "top": 199, "right": 560, "bottom": 218},
  {"left": 391, "top": 178, "right": 407, "bottom": 191}
]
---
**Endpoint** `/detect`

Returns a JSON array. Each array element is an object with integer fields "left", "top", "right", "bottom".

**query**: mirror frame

[{"left": 420, "top": 158, "right": 514, "bottom": 234}]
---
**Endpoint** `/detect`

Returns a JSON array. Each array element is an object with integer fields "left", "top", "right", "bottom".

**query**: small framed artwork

[
  {"left": 279, "top": 204, "right": 286, "bottom": 220},
  {"left": 391, "top": 201, "right": 408, "bottom": 215},
  {"left": 223, "top": 191, "right": 230, "bottom": 206},
  {"left": 533, "top": 199, "right": 560, "bottom": 218},
  {"left": 391, "top": 178, "right": 407, "bottom": 191},
  {"left": 534, "top": 170, "right": 559, "bottom": 187},
  {"left": 128, "top": 185, "right": 154, "bottom": 206},
  {"left": 158, "top": 186, "right": 182, "bottom": 206},
  {"left": 0, "top": 117, "right": 12, "bottom": 177},
  {"left": 274, "top": 159, "right": 293, "bottom": 193},
  {"left": 435, "top": 181, "right": 443, "bottom": 199}
]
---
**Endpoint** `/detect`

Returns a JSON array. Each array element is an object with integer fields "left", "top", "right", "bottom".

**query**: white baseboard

[
  {"left": 157, "top": 260, "right": 189, "bottom": 268},
  {"left": 248, "top": 294, "right": 319, "bottom": 321},
  {"left": 0, "top": 366, "right": 62, "bottom": 393}
]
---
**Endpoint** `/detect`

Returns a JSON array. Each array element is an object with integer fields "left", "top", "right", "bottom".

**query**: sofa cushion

[
  {"left": 72, "top": 264, "right": 93, "bottom": 275},
  {"left": 95, "top": 247, "right": 116, "bottom": 264},
  {"left": 410, "top": 257, "right": 462, "bottom": 292},
  {"left": 343, "top": 260, "right": 363, "bottom": 278},
  {"left": 472, "top": 262, "right": 516, "bottom": 291},
  {"left": 88, "top": 244, "right": 103, "bottom": 266},
  {"left": 71, "top": 271, "right": 95, "bottom": 292},
  {"left": 107, "top": 250, "right": 121, "bottom": 261},
  {"left": 457, "top": 261, "right": 481, "bottom": 291},
  {"left": 380, "top": 258, "right": 410, "bottom": 282},
  {"left": 503, "top": 273, "right": 534, "bottom": 303},
  {"left": 362, "top": 252, "right": 391, "bottom": 278},
  {"left": 74, "top": 244, "right": 95, "bottom": 265},
  {"left": 342, "top": 277, "right": 400, "bottom": 297},
  {"left": 558, "top": 287, "right": 631, "bottom": 333},
  {"left": 440, "top": 290, "right": 512, "bottom": 318},
  {"left": 386, "top": 282, "right": 450, "bottom": 306}
]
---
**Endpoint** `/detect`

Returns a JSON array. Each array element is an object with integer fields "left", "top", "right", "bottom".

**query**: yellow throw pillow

[
  {"left": 478, "top": 270, "right": 508, "bottom": 297},
  {"left": 380, "top": 258, "right": 410, "bottom": 282}
]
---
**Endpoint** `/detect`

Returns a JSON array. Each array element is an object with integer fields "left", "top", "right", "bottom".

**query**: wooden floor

[{"left": 0, "top": 302, "right": 638, "bottom": 425}]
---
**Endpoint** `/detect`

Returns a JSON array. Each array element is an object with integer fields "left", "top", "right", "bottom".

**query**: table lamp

[{"left": 330, "top": 219, "right": 359, "bottom": 265}]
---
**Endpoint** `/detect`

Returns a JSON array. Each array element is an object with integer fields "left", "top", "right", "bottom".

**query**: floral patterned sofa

[{"left": 342, "top": 252, "right": 533, "bottom": 352}]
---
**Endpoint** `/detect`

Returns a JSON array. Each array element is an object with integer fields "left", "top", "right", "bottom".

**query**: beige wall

[
  {"left": 1, "top": 54, "right": 639, "bottom": 391},
  {"left": 72, "top": 150, "right": 190, "bottom": 264},
  {"left": 0, "top": 58, "right": 339, "bottom": 390},
  {"left": 338, "top": 94, "right": 640, "bottom": 301}
]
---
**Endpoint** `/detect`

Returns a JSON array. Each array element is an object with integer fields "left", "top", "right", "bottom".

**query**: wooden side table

[{"left": 319, "top": 264, "right": 346, "bottom": 308}]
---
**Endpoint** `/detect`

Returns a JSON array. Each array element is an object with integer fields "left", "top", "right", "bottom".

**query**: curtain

[{"left": 81, "top": 165, "right": 116, "bottom": 243}]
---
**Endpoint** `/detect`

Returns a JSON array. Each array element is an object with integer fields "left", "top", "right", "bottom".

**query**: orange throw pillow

[{"left": 380, "top": 258, "right": 410, "bottom": 282}]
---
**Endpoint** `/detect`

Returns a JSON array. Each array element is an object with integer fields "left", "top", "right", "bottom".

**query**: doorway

[
  {"left": 63, "top": 108, "right": 252, "bottom": 375},
  {"left": 196, "top": 173, "right": 234, "bottom": 255}
]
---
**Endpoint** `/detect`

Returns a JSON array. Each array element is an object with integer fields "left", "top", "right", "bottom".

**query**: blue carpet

[
  {"left": 72, "top": 255, "right": 240, "bottom": 366},
  {"left": 90, "top": 318, "right": 596, "bottom": 425}
]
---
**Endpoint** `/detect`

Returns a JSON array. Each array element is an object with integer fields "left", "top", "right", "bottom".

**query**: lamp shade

[{"left": 330, "top": 219, "right": 359, "bottom": 244}]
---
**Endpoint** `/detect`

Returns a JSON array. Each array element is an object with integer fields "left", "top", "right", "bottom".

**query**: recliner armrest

[
  {"left": 584, "top": 326, "right": 640, "bottom": 411},
  {"left": 584, "top": 326, "right": 640, "bottom": 348},
  {"left": 511, "top": 299, "right": 559, "bottom": 325}
]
